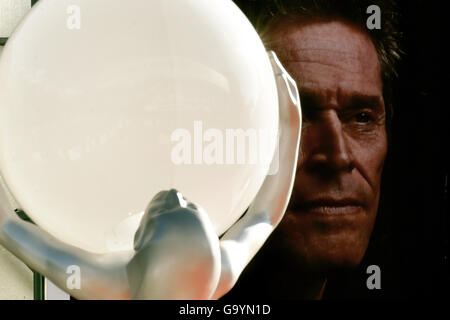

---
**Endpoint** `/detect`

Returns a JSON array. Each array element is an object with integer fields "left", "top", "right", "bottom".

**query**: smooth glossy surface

[{"left": 0, "top": 0, "right": 278, "bottom": 253}]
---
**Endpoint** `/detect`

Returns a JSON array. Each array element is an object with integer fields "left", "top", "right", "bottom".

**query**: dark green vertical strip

[
  {"left": 31, "top": 0, "right": 39, "bottom": 6},
  {"left": 33, "top": 272, "right": 45, "bottom": 300}
]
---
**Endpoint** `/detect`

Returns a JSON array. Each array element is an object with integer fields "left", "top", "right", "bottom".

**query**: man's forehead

[
  {"left": 266, "top": 18, "right": 383, "bottom": 105},
  {"left": 267, "top": 18, "right": 377, "bottom": 55}
]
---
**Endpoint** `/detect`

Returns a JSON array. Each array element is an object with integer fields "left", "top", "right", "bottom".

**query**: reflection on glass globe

[{"left": 0, "top": 0, "right": 278, "bottom": 253}]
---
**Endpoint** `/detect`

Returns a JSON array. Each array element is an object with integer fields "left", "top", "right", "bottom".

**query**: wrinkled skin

[{"left": 266, "top": 18, "right": 387, "bottom": 271}]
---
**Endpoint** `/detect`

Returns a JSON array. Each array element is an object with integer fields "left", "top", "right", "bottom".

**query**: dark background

[
  {"left": 327, "top": 0, "right": 449, "bottom": 299},
  {"left": 229, "top": 0, "right": 449, "bottom": 299}
]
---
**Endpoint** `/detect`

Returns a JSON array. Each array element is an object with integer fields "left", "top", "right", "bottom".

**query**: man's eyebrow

[
  {"left": 343, "top": 94, "right": 384, "bottom": 111},
  {"left": 298, "top": 89, "right": 384, "bottom": 110}
]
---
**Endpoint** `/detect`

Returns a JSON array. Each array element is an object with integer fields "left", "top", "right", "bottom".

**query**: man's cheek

[{"left": 354, "top": 132, "right": 387, "bottom": 180}]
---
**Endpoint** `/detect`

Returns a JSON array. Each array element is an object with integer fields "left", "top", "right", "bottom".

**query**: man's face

[{"left": 267, "top": 19, "right": 387, "bottom": 270}]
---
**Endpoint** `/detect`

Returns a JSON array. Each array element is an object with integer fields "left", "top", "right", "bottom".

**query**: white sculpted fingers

[
  {"left": 254, "top": 51, "right": 301, "bottom": 225},
  {"left": 129, "top": 189, "right": 221, "bottom": 299},
  {"left": 242, "top": 51, "right": 301, "bottom": 225},
  {"left": 268, "top": 51, "right": 301, "bottom": 127}
]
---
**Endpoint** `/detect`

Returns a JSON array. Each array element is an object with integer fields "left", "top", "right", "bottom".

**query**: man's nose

[{"left": 303, "top": 111, "right": 354, "bottom": 174}]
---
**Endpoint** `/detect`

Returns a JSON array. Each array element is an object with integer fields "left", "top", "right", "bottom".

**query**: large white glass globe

[{"left": 0, "top": 0, "right": 278, "bottom": 253}]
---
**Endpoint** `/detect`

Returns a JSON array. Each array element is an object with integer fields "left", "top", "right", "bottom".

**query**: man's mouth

[{"left": 290, "top": 198, "right": 365, "bottom": 216}]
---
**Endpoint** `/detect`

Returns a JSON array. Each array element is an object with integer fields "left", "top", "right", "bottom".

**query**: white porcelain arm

[
  {"left": 212, "top": 51, "right": 301, "bottom": 299},
  {"left": 0, "top": 186, "right": 221, "bottom": 299},
  {"left": 0, "top": 183, "right": 132, "bottom": 299}
]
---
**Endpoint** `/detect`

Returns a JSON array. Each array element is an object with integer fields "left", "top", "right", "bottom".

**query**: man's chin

[
  {"left": 302, "top": 248, "right": 366, "bottom": 272},
  {"left": 271, "top": 206, "right": 375, "bottom": 272},
  {"left": 271, "top": 227, "right": 370, "bottom": 273}
]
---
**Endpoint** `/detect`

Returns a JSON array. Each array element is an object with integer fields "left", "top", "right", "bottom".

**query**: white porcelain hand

[{"left": 212, "top": 51, "right": 302, "bottom": 299}]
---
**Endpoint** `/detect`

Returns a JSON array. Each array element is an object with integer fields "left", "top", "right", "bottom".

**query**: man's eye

[{"left": 354, "top": 112, "right": 373, "bottom": 123}]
